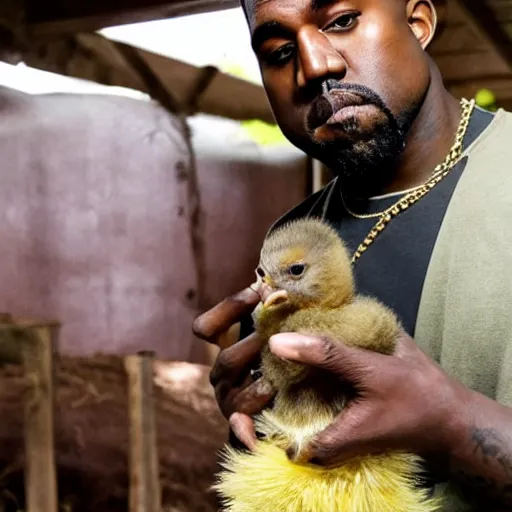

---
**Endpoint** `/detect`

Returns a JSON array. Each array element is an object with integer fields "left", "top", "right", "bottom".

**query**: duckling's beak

[
  {"left": 252, "top": 267, "right": 288, "bottom": 307},
  {"left": 263, "top": 288, "right": 289, "bottom": 308}
]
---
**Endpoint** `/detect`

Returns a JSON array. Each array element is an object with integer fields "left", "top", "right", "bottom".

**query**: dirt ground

[{"left": 0, "top": 355, "right": 228, "bottom": 511}]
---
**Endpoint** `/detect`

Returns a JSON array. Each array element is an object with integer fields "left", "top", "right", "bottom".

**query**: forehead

[
  {"left": 262, "top": 246, "right": 306, "bottom": 268},
  {"left": 244, "top": 0, "right": 397, "bottom": 28},
  {"left": 244, "top": 0, "right": 321, "bottom": 26}
]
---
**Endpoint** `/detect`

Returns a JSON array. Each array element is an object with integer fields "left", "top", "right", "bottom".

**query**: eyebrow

[
  {"left": 250, "top": 0, "right": 341, "bottom": 51},
  {"left": 311, "top": 0, "right": 339, "bottom": 11},
  {"left": 251, "top": 20, "right": 292, "bottom": 52}
]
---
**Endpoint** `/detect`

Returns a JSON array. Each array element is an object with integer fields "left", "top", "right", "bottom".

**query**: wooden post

[
  {"left": 0, "top": 319, "right": 61, "bottom": 512},
  {"left": 125, "top": 351, "right": 161, "bottom": 512}
]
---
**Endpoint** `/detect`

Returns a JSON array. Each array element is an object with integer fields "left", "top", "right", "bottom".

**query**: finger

[
  {"left": 393, "top": 331, "right": 428, "bottom": 360},
  {"left": 229, "top": 412, "right": 258, "bottom": 451},
  {"left": 296, "top": 407, "right": 376, "bottom": 467},
  {"left": 215, "top": 376, "right": 274, "bottom": 420},
  {"left": 217, "top": 323, "right": 242, "bottom": 351},
  {"left": 193, "top": 287, "right": 260, "bottom": 343},
  {"left": 209, "top": 332, "right": 266, "bottom": 387},
  {"left": 230, "top": 378, "right": 275, "bottom": 416},
  {"left": 268, "top": 333, "right": 386, "bottom": 378}
]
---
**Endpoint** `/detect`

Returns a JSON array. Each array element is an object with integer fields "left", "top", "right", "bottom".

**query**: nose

[{"left": 296, "top": 26, "right": 347, "bottom": 89}]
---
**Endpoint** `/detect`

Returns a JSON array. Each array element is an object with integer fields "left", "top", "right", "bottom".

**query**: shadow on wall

[{"left": 0, "top": 87, "right": 308, "bottom": 364}]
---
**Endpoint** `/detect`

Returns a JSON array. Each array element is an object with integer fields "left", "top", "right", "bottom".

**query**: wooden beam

[
  {"left": 435, "top": 50, "right": 511, "bottom": 81},
  {"left": 21, "top": 321, "right": 60, "bottom": 512},
  {"left": 456, "top": 0, "right": 512, "bottom": 71},
  {"left": 429, "top": 24, "right": 488, "bottom": 54},
  {"left": 446, "top": 76, "right": 512, "bottom": 99},
  {"left": 26, "top": 0, "right": 240, "bottom": 36},
  {"left": 125, "top": 351, "right": 161, "bottom": 512},
  {"left": 17, "top": 33, "right": 274, "bottom": 124}
]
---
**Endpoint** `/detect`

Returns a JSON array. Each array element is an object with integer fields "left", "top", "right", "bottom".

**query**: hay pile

[{"left": 0, "top": 355, "right": 228, "bottom": 511}]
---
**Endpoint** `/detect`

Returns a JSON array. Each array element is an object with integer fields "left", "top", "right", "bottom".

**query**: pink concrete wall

[{"left": 0, "top": 87, "right": 307, "bottom": 363}]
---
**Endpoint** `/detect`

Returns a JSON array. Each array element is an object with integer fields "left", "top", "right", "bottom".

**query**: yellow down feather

[
  {"left": 214, "top": 219, "right": 443, "bottom": 512},
  {"left": 214, "top": 441, "right": 441, "bottom": 512}
]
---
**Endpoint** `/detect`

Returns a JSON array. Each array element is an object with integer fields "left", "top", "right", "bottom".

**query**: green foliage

[
  {"left": 222, "top": 62, "right": 290, "bottom": 146},
  {"left": 475, "top": 89, "right": 497, "bottom": 112}
]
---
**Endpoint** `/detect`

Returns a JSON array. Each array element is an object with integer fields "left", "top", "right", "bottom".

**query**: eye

[
  {"left": 324, "top": 12, "right": 360, "bottom": 33},
  {"left": 262, "top": 43, "right": 296, "bottom": 67},
  {"left": 256, "top": 267, "right": 265, "bottom": 277},
  {"left": 288, "top": 263, "right": 306, "bottom": 277}
]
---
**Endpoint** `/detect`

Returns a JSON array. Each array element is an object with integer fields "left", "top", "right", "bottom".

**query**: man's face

[{"left": 244, "top": 0, "right": 433, "bottom": 196}]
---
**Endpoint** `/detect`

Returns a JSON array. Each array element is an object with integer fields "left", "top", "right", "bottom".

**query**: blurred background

[
  {"left": 0, "top": 0, "right": 506, "bottom": 366},
  {"left": 0, "top": 1, "right": 509, "bottom": 510}
]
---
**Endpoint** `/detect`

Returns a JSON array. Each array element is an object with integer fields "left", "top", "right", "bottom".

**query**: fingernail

[
  {"left": 268, "top": 333, "right": 315, "bottom": 359},
  {"left": 250, "top": 281, "right": 262, "bottom": 293},
  {"left": 230, "top": 413, "right": 257, "bottom": 451},
  {"left": 236, "top": 287, "right": 260, "bottom": 302},
  {"left": 255, "top": 379, "right": 274, "bottom": 396}
]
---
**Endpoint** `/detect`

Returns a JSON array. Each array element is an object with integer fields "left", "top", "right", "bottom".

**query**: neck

[{"left": 382, "top": 63, "right": 462, "bottom": 195}]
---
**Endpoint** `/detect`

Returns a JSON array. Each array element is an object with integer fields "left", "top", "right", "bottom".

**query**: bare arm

[
  {"left": 195, "top": 292, "right": 512, "bottom": 507},
  {"left": 265, "top": 330, "right": 512, "bottom": 508},
  {"left": 447, "top": 391, "right": 512, "bottom": 508}
]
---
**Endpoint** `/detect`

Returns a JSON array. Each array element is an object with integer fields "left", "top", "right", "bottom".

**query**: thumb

[
  {"left": 268, "top": 332, "right": 385, "bottom": 379},
  {"left": 295, "top": 404, "right": 377, "bottom": 467}
]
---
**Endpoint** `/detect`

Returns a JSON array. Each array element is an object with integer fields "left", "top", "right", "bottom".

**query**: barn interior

[{"left": 0, "top": 0, "right": 509, "bottom": 510}]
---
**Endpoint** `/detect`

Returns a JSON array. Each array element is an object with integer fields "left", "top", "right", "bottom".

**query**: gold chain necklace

[{"left": 343, "top": 97, "right": 475, "bottom": 264}]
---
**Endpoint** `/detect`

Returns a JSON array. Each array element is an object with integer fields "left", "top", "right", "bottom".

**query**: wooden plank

[
  {"left": 20, "top": 33, "right": 275, "bottom": 124},
  {"left": 11, "top": 320, "right": 60, "bottom": 512},
  {"left": 435, "top": 50, "right": 511, "bottom": 80},
  {"left": 26, "top": 0, "right": 240, "bottom": 36},
  {"left": 429, "top": 24, "right": 488, "bottom": 54},
  {"left": 456, "top": 0, "right": 512, "bottom": 71},
  {"left": 486, "top": 0, "right": 512, "bottom": 23},
  {"left": 446, "top": 75, "right": 512, "bottom": 99},
  {"left": 125, "top": 351, "right": 161, "bottom": 512},
  {"left": 495, "top": 97, "right": 512, "bottom": 111},
  {"left": 499, "top": 22, "right": 512, "bottom": 39}
]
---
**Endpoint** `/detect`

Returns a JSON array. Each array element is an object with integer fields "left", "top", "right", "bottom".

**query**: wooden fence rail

[{"left": 0, "top": 315, "right": 161, "bottom": 512}]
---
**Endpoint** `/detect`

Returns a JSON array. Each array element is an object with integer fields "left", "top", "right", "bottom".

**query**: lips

[{"left": 307, "top": 91, "right": 368, "bottom": 131}]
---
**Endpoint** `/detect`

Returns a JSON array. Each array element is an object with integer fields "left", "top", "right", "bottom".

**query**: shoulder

[
  {"left": 482, "top": 107, "right": 512, "bottom": 135},
  {"left": 465, "top": 107, "right": 512, "bottom": 158},
  {"left": 493, "top": 108, "right": 512, "bottom": 126}
]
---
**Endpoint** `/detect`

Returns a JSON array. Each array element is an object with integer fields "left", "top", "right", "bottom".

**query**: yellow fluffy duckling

[{"left": 214, "top": 218, "right": 441, "bottom": 512}]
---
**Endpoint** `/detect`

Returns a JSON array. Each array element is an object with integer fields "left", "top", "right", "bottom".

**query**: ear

[{"left": 406, "top": 0, "right": 437, "bottom": 49}]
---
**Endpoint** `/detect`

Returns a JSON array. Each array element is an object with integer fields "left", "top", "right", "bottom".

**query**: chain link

[{"left": 346, "top": 98, "right": 475, "bottom": 264}]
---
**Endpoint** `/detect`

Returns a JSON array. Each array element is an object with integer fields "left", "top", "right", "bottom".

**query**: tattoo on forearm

[
  {"left": 472, "top": 428, "right": 512, "bottom": 474},
  {"left": 455, "top": 427, "right": 512, "bottom": 506}
]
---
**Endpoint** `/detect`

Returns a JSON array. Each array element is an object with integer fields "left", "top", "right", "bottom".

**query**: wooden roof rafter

[
  {"left": 427, "top": 0, "right": 512, "bottom": 108},
  {"left": 456, "top": 0, "right": 512, "bottom": 73},
  {"left": 25, "top": 0, "right": 240, "bottom": 37},
  {"left": 10, "top": 31, "right": 275, "bottom": 123},
  {"left": 3, "top": 0, "right": 512, "bottom": 122}
]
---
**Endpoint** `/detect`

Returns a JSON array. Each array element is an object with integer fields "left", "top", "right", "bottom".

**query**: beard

[{"left": 307, "top": 81, "right": 423, "bottom": 199}]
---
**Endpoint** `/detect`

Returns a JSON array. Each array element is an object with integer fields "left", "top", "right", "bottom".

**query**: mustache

[{"left": 306, "top": 80, "right": 395, "bottom": 132}]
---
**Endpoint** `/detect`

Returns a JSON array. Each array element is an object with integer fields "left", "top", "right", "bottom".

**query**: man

[{"left": 194, "top": 0, "right": 512, "bottom": 510}]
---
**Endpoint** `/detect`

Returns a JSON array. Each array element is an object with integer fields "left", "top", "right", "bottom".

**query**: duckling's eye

[
  {"left": 256, "top": 267, "right": 265, "bottom": 277},
  {"left": 289, "top": 264, "right": 306, "bottom": 277}
]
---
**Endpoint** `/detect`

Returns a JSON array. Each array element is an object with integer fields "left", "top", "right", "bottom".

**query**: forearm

[{"left": 448, "top": 388, "right": 512, "bottom": 507}]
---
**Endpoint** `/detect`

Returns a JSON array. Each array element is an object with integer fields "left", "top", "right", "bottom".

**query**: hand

[
  {"left": 193, "top": 287, "right": 276, "bottom": 450},
  {"left": 268, "top": 329, "right": 469, "bottom": 467}
]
